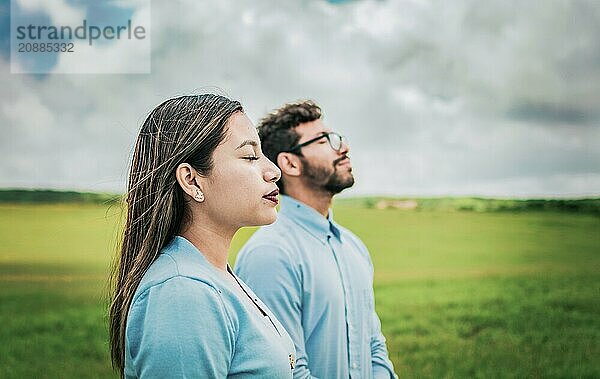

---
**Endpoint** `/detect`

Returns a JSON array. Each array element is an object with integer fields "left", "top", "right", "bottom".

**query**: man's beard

[{"left": 302, "top": 156, "right": 355, "bottom": 195}]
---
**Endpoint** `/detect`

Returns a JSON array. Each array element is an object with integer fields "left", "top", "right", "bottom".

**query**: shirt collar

[
  {"left": 279, "top": 195, "right": 341, "bottom": 242},
  {"left": 164, "top": 236, "right": 234, "bottom": 284}
]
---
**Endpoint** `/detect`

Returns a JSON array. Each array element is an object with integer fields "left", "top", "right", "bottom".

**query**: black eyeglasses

[{"left": 287, "top": 132, "right": 346, "bottom": 153}]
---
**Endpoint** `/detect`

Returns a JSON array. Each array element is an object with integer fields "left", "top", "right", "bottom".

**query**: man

[{"left": 235, "top": 100, "right": 397, "bottom": 379}]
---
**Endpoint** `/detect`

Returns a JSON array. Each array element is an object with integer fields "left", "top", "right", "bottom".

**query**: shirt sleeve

[
  {"left": 356, "top": 238, "right": 398, "bottom": 379},
  {"left": 126, "top": 276, "right": 236, "bottom": 379},
  {"left": 235, "top": 244, "right": 318, "bottom": 379},
  {"left": 370, "top": 307, "right": 398, "bottom": 379}
]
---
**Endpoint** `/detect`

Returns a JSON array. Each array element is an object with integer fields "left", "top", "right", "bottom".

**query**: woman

[{"left": 109, "top": 94, "right": 295, "bottom": 378}]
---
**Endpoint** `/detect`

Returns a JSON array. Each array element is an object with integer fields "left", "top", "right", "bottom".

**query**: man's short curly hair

[{"left": 258, "top": 100, "right": 322, "bottom": 194}]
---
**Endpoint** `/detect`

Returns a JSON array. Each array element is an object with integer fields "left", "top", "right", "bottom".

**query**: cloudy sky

[{"left": 1, "top": 0, "right": 599, "bottom": 197}]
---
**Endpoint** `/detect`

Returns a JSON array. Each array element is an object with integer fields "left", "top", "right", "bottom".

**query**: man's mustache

[{"left": 333, "top": 155, "right": 349, "bottom": 166}]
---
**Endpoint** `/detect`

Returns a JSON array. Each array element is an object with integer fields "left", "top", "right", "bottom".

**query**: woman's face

[{"left": 201, "top": 112, "right": 281, "bottom": 229}]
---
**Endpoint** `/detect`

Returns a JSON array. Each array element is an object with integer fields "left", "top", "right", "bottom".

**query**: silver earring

[{"left": 194, "top": 189, "right": 204, "bottom": 202}]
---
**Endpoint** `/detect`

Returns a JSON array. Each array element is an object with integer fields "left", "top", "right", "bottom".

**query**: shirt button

[{"left": 351, "top": 363, "right": 358, "bottom": 369}]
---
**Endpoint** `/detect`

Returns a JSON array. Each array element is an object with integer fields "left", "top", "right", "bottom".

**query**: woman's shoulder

[
  {"left": 129, "top": 274, "right": 238, "bottom": 335},
  {"left": 125, "top": 275, "right": 238, "bottom": 374},
  {"left": 132, "top": 250, "right": 223, "bottom": 303},
  {"left": 132, "top": 239, "right": 220, "bottom": 301},
  {"left": 133, "top": 270, "right": 218, "bottom": 305}
]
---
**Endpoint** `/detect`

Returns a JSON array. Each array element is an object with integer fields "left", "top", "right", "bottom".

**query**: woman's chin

[{"left": 254, "top": 209, "right": 278, "bottom": 226}]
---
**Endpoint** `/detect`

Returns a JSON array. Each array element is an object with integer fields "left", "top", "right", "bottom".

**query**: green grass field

[{"left": 1, "top": 203, "right": 599, "bottom": 377}]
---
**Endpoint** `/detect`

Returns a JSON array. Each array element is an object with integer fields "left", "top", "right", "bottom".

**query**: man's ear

[
  {"left": 277, "top": 152, "right": 302, "bottom": 178},
  {"left": 175, "top": 163, "right": 205, "bottom": 199}
]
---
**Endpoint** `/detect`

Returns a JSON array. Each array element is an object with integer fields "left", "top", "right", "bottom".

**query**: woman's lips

[
  {"left": 263, "top": 195, "right": 279, "bottom": 204},
  {"left": 262, "top": 189, "right": 279, "bottom": 205}
]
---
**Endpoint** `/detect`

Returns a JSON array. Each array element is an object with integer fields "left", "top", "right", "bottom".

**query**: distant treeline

[
  {"left": 0, "top": 189, "right": 121, "bottom": 204},
  {"left": 2, "top": 189, "right": 599, "bottom": 214},
  {"left": 336, "top": 196, "right": 600, "bottom": 215}
]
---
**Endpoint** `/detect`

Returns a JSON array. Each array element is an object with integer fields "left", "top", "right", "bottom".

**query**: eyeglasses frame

[{"left": 286, "top": 131, "right": 345, "bottom": 153}]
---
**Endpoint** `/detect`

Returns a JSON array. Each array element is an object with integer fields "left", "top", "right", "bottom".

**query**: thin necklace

[{"left": 226, "top": 265, "right": 281, "bottom": 336}]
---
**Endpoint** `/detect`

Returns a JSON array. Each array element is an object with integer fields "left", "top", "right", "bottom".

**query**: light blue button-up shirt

[
  {"left": 235, "top": 195, "right": 397, "bottom": 379},
  {"left": 125, "top": 236, "right": 296, "bottom": 378}
]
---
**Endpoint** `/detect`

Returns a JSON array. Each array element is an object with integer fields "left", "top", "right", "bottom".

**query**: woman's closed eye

[{"left": 242, "top": 156, "right": 259, "bottom": 161}]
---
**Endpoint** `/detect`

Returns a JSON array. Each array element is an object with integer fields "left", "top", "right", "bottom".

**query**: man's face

[{"left": 294, "top": 119, "right": 354, "bottom": 195}]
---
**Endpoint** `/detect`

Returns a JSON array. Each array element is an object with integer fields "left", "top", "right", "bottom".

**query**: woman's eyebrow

[{"left": 235, "top": 140, "right": 258, "bottom": 149}]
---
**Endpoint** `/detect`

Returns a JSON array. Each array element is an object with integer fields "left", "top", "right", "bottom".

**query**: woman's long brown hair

[{"left": 108, "top": 94, "right": 242, "bottom": 374}]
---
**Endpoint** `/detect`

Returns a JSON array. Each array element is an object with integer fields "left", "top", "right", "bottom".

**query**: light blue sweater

[{"left": 125, "top": 236, "right": 296, "bottom": 378}]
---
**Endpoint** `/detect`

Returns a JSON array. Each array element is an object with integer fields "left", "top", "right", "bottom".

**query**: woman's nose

[{"left": 264, "top": 159, "right": 281, "bottom": 183}]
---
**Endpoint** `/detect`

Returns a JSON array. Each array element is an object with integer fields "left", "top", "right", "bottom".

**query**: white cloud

[
  {"left": 52, "top": 3, "right": 151, "bottom": 74},
  {"left": 1, "top": 0, "right": 599, "bottom": 197},
  {"left": 16, "top": 0, "right": 85, "bottom": 27}
]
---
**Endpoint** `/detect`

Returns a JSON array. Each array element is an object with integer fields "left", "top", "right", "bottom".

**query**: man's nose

[{"left": 339, "top": 139, "right": 350, "bottom": 155}]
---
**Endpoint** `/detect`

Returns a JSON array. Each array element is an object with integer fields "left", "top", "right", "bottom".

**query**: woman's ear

[
  {"left": 175, "top": 163, "right": 205, "bottom": 202},
  {"left": 277, "top": 152, "right": 302, "bottom": 178}
]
